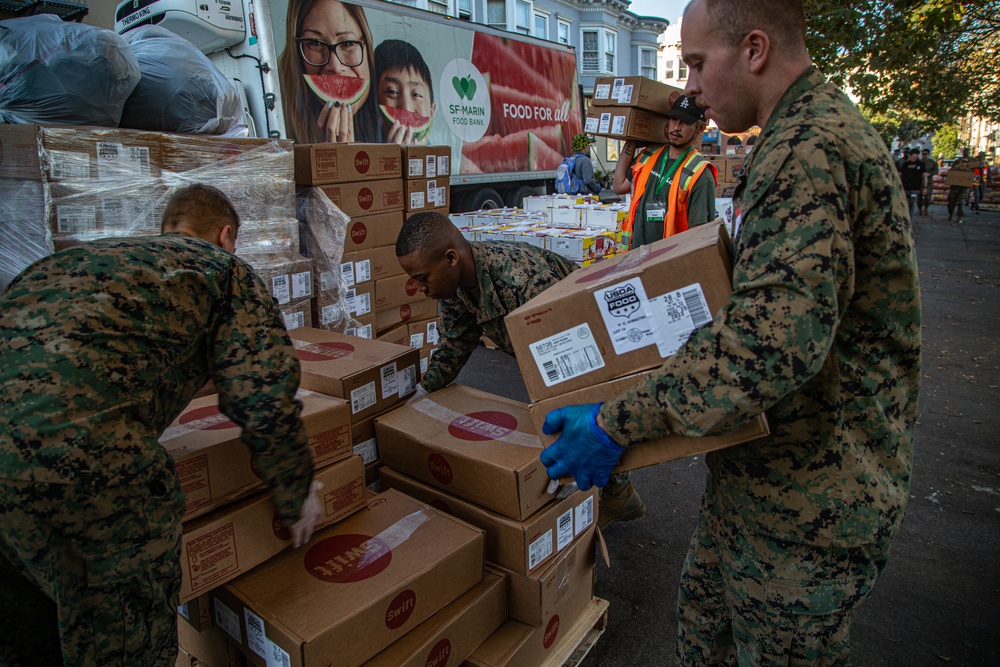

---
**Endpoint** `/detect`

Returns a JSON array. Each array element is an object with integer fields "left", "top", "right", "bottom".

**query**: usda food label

[
  {"left": 528, "top": 323, "right": 605, "bottom": 387},
  {"left": 595, "top": 278, "right": 657, "bottom": 355}
]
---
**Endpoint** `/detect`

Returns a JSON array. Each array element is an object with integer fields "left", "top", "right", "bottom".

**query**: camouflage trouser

[
  {"left": 675, "top": 487, "right": 889, "bottom": 667},
  {"left": 0, "top": 471, "right": 185, "bottom": 667},
  {"left": 606, "top": 470, "right": 631, "bottom": 490}
]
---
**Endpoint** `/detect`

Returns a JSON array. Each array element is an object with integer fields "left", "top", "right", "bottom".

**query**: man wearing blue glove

[{"left": 540, "top": 1, "right": 921, "bottom": 665}]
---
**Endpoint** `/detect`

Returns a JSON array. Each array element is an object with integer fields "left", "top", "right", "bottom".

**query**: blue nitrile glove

[{"left": 540, "top": 403, "right": 624, "bottom": 491}]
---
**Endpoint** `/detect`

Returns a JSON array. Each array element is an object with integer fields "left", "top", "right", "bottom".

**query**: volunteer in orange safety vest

[{"left": 613, "top": 94, "right": 718, "bottom": 248}]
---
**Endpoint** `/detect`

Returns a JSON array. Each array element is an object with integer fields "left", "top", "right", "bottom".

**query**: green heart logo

[
  {"left": 452, "top": 76, "right": 464, "bottom": 99},
  {"left": 465, "top": 76, "right": 476, "bottom": 100}
]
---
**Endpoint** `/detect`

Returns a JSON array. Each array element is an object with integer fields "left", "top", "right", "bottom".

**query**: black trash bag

[
  {"left": 0, "top": 14, "right": 140, "bottom": 126},
  {"left": 120, "top": 25, "right": 243, "bottom": 135}
]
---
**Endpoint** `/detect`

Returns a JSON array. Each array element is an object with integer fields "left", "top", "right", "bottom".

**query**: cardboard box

[
  {"left": 376, "top": 323, "right": 410, "bottom": 347},
  {"left": 945, "top": 168, "right": 977, "bottom": 188},
  {"left": 179, "top": 455, "right": 366, "bottom": 603},
  {"left": 344, "top": 311, "right": 377, "bottom": 339},
  {"left": 280, "top": 299, "right": 313, "bottom": 331},
  {"left": 289, "top": 327, "right": 420, "bottom": 422},
  {"left": 590, "top": 77, "right": 683, "bottom": 112},
  {"left": 213, "top": 489, "right": 485, "bottom": 667},
  {"left": 178, "top": 610, "right": 232, "bottom": 667},
  {"left": 505, "top": 221, "right": 733, "bottom": 402},
  {"left": 725, "top": 158, "right": 745, "bottom": 183},
  {"left": 529, "top": 369, "right": 770, "bottom": 472},
  {"left": 380, "top": 468, "right": 597, "bottom": 575},
  {"left": 161, "top": 135, "right": 293, "bottom": 174},
  {"left": 407, "top": 317, "right": 441, "bottom": 349},
  {"left": 0, "top": 124, "right": 164, "bottom": 181},
  {"left": 374, "top": 298, "right": 439, "bottom": 333},
  {"left": 374, "top": 273, "right": 427, "bottom": 311},
  {"left": 161, "top": 390, "right": 352, "bottom": 522},
  {"left": 404, "top": 177, "right": 450, "bottom": 212},
  {"left": 419, "top": 346, "right": 438, "bottom": 376},
  {"left": 403, "top": 145, "right": 452, "bottom": 179},
  {"left": 242, "top": 252, "right": 313, "bottom": 306},
  {"left": 294, "top": 143, "right": 402, "bottom": 185},
  {"left": 311, "top": 280, "right": 374, "bottom": 329},
  {"left": 716, "top": 182, "right": 738, "bottom": 198},
  {"left": 362, "top": 570, "right": 506, "bottom": 667},
  {"left": 177, "top": 594, "right": 213, "bottom": 632},
  {"left": 345, "top": 211, "right": 406, "bottom": 252},
  {"left": 376, "top": 385, "right": 551, "bottom": 520},
  {"left": 319, "top": 179, "right": 405, "bottom": 217},
  {"left": 584, "top": 107, "right": 669, "bottom": 143},
  {"left": 466, "top": 597, "right": 608, "bottom": 667},
  {"left": 342, "top": 245, "right": 404, "bottom": 286}
]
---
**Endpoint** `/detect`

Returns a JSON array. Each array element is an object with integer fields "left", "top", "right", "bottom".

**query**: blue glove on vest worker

[{"left": 540, "top": 403, "right": 625, "bottom": 491}]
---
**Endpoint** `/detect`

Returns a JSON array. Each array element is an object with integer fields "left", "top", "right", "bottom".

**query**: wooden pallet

[{"left": 539, "top": 597, "right": 610, "bottom": 667}]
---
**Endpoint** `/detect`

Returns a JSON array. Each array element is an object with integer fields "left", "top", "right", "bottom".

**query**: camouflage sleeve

[
  {"left": 688, "top": 169, "right": 718, "bottom": 227},
  {"left": 210, "top": 262, "right": 314, "bottom": 523},
  {"left": 600, "top": 145, "right": 846, "bottom": 445},
  {"left": 420, "top": 295, "right": 482, "bottom": 392}
]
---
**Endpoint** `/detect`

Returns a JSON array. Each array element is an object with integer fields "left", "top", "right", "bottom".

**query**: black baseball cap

[{"left": 666, "top": 95, "right": 707, "bottom": 124}]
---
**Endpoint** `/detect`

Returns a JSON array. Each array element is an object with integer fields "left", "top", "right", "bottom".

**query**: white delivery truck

[{"left": 114, "top": 0, "right": 585, "bottom": 210}]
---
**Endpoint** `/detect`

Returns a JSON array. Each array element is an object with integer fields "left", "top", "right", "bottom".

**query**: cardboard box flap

[{"left": 289, "top": 327, "right": 413, "bottom": 376}]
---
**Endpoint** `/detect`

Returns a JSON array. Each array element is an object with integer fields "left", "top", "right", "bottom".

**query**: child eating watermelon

[{"left": 374, "top": 39, "right": 437, "bottom": 146}]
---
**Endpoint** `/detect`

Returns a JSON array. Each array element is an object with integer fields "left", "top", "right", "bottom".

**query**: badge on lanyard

[{"left": 646, "top": 207, "right": 665, "bottom": 223}]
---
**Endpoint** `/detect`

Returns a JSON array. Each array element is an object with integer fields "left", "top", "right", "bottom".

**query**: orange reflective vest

[{"left": 623, "top": 146, "right": 718, "bottom": 247}]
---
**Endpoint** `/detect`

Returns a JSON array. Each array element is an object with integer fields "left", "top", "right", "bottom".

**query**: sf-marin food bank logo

[{"left": 440, "top": 59, "right": 490, "bottom": 143}]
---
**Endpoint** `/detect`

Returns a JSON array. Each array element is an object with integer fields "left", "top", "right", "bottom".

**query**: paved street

[{"left": 456, "top": 203, "right": 1000, "bottom": 666}]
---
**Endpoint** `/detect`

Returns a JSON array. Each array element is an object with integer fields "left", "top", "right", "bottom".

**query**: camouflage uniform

[
  {"left": 420, "top": 241, "right": 577, "bottom": 392},
  {"left": 600, "top": 67, "right": 921, "bottom": 665},
  {"left": 0, "top": 234, "right": 314, "bottom": 666}
]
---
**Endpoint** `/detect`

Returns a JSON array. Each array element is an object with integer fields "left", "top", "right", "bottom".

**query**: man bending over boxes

[
  {"left": 396, "top": 210, "right": 646, "bottom": 528},
  {"left": 0, "top": 184, "right": 323, "bottom": 666}
]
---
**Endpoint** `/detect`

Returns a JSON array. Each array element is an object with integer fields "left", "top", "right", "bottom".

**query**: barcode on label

[
  {"left": 272, "top": 275, "right": 290, "bottom": 304},
  {"left": 528, "top": 529, "right": 553, "bottom": 570},
  {"left": 556, "top": 508, "right": 574, "bottom": 551},
  {"left": 542, "top": 349, "right": 602, "bottom": 384},
  {"left": 575, "top": 496, "right": 595, "bottom": 535},
  {"left": 268, "top": 639, "right": 291, "bottom": 667},
  {"left": 682, "top": 287, "right": 711, "bottom": 327},
  {"left": 350, "top": 382, "right": 377, "bottom": 413}
]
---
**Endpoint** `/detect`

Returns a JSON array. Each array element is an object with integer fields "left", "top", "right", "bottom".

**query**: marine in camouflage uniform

[
  {"left": 0, "top": 215, "right": 314, "bottom": 663},
  {"left": 420, "top": 240, "right": 577, "bottom": 392},
  {"left": 595, "top": 60, "right": 921, "bottom": 665}
]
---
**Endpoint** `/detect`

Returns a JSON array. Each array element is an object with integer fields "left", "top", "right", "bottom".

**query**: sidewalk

[{"left": 458, "top": 202, "right": 1000, "bottom": 666}]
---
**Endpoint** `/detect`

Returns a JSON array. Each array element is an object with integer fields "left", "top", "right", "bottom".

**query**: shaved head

[
  {"left": 696, "top": 0, "right": 806, "bottom": 53},
  {"left": 396, "top": 211, "right": 459, "bottom": 259}
]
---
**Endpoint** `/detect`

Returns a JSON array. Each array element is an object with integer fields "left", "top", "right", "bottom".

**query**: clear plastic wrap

[
  {"left": 296, "top": 185, "right": 358, "bottom": 332},
  {"left": 0, "top": 15, "right": 140, "bottom": 127},
  {"left": 1, "top": 127, "right": 352, "bottom": 330},
  {"left": 120, "top": 25, "right": 243, "bottom": 135}
]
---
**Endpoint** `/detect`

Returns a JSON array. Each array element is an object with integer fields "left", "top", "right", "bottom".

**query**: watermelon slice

[
  {"left": 527, "top": 131, "right": 563, "bottom": 171},
  {"left": 304, "top": 74, "right": 369, "bottom": 105},
  {"left": 379, "top": 104, "right": 433, "bottom": 141}
]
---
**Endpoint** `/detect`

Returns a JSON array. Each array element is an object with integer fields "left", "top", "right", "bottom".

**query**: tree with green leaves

[{"left": 805, "top": 1, "right": 999, "bottom": 126}]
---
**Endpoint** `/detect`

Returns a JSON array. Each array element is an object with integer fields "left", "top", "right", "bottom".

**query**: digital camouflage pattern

[
  {"left": 0, "top": 233, "right": 315, "bottom": 664},
  {"left": 600, "top": 66, "right": 922, "bottom": 549},
  {"left": 675, "top": 487, "right": 887, "bottom": 666},
  {"left": 420, "top": 240, "right": 577, "bottom": 392}
]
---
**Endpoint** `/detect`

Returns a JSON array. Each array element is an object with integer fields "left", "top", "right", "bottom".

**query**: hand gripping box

[
  {"left": 179, "top": 455, "right": 366, "bottom": 603},
  {"left": 375, "top": 385, "right": 552, "bottom": 521},
  {"left": 380, "top": 467, "right": 597, "bottom": 576},
  {"left": 505, "top": 220, "right": 734, "bottom": 402},
  {"left": 162, "top": 390, "right": 352, "bottom": 522},
  {"left": 212, "top": 489, "right": 485, "bottom": 667},
  {"left": 288, "top": 328, "right": 420, "bottom": 423},
  {"left": 528, "top": 369, "right": 769, "bottom": 472}
]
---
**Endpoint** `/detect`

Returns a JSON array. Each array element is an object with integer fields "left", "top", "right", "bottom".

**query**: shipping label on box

[
  {"left": 213, "top": 489, "right": 485, "bottom": 667},
  {"left": 289, "top": 327, "right": 420, "bottom": 422},
  {"left": 345, "top": 211, "right": 406, "bottom": 252},
  {"left": 375, "top": 385, "right": 551, "bottom": 520},
  {"left": 499, "top": 523, "right": 595, "bottom": 626},
  {"left": 381, "top": 467, "right": 597, "bottom": 575},
  {"left": 404, "top": 177, "right": 450, "bottom": 211},
  {"left": 161, "top": 390, "right": 352, "bottom": 522},
  {"left": 529, "top": 370, "right": 769, "bottom": 472},
  {"left": 319, "top": 179, "right": 405, "bottom": 217},
  {"left": 590, "top": 77, "right": 682, "bottom": 111},
  {"left": 403, "top": 145, "right": 452, "bottom": 179},
  {"left": 294, "top": 143, "right": 402, "bottom": 185},
  {"left": 180, "top": 456, "right": 366, "bottom": 603},
  {"left": 506, "top": 221, "right": 734, "bottom": 401},
  {"left": 585, "top": 108, "right": 669, "bottom": 143},
  {"left": 342, "top": 245, "right": 404, "bottom": 286}
]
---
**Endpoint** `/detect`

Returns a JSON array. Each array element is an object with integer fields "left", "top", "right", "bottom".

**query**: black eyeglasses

[{"left": 297, "top": 37, "right": 364, "bottom": 68}]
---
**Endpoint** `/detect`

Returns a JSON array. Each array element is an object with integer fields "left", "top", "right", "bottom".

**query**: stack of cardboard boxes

[
  {"left": 585, "top": 77, "right": 684, "bottom": 144},
  {"left": 503, "top": 221, "right": 770, "bottom": 472},
  {"left": 376, "top": 384, "right": 609, "bottom": 666},
  {"left": 0, "top": 125, "right": 323, "bottom": 332}
]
